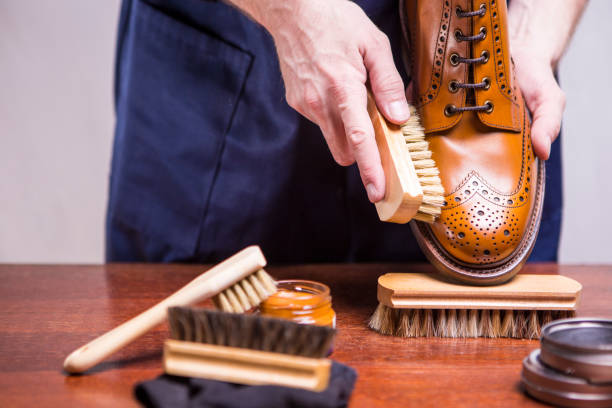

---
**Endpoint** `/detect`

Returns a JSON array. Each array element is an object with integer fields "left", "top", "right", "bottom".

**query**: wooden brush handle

[
  {"left": 367, "top": 92, "right": 423, "bottom": 223},
  {"left": 164, "top": 340, "right": 332, "bottom": 392},
  {"left": 378, "top": 273, "right": 582, "bottom": 310},
  {"left": 63, "top": 246, "right": 267, "bottom": 374}
]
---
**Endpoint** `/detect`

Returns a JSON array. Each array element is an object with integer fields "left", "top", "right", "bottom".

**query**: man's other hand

[{"left": 512, "top": 49, "right": 566, "bottom": 160}]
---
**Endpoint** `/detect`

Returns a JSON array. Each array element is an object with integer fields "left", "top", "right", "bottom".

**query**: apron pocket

[{"left": 109, "top": 0, "right": 252, "bottom": 258}]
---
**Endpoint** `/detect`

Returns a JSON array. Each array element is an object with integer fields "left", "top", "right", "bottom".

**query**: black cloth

[{"left": 134, "top": 361, "right": 357, "bottom": 408}]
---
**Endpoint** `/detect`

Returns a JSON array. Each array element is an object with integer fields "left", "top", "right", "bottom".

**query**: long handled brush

[
  {"left": 367, "top": 93, "right": 444, "bottom": 223},
  {"left": 369, "top": 273, "right": 582, "bottom": 339},
  {"left": 164, "top": 307, "right": 336, "bottom": 392},
  {"left": 63, "top": 246, "right": 276, "bottom": 373}
]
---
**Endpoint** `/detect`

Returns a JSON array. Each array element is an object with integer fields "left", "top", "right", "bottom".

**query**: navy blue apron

[{"left": 106, "top": 0, "right": 562, "bottom": 263}]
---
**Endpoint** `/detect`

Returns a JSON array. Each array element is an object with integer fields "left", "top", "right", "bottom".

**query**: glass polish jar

[{"left": 259, "top": 280, "right": 336, "bottom": 328}]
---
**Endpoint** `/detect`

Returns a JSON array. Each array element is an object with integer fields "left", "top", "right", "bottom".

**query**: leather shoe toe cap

[{"left": 430, "top": 170, "right": 535, "bottom": 266}]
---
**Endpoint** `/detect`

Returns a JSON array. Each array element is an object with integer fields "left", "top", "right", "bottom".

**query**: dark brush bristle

[
  {"left": 168, "top": 307, "right": 336, "bottom": 358},
  {"left": 368, "top": 304, "right": 577, "bottom": 339}
]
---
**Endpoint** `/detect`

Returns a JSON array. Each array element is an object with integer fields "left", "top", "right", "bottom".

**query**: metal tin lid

[
  {"left": 541, "top": 318, "right": 612, "bottom": 384},
  {"left": 522, "top": 349, "right": 612, "bottom": 408}
]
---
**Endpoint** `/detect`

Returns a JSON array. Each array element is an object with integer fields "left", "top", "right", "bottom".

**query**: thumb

[
  {"left": 526, "top": 83, "right": 565, "bottom": 161},
  {"left": 362, "top": 32, "right": 410, "bottom": 124}
]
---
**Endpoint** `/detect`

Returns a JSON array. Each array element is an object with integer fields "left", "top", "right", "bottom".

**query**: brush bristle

[
  {"left": 368, "top": 304, "right": 576, "bottom": 339},
  {"left": 168, "top": 307, "right": 336, "bottom": 358},
  {"left": 212, "top": 269, "right": 277, "bottom": 313},
  {"left": 401, "top": 107, "right": 444, "bottom": 223}
]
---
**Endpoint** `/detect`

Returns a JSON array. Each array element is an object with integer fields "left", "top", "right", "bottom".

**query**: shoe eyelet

[
  {"left": 484, "top": 100, "right": 494, "bottom": 113},
  {"left": 455, "top": 6, "right": 463, "bottom": 16},
  {"left": 454, "top": 29, "right": 464, "bottom": 41},
  {"left": 448, "top": 80, "right": 459, "bottom": 93},
  {"left": 449, "top": 53, "right": 460, "bottom": 66},
  {"left": 480, "top": 3, "right": 487, "bottom": 13},
  {"left": 482, "top": 77, "right": 491, "bottom": 90},
  {"left": 479, "top": 26, "right": 487, "bottom": 39},
  {"left": 481, "top": 50, "right": 490, "bottom": 63},
  {"left": 444, "top": 104, "right": 456, "bottom": 117}
]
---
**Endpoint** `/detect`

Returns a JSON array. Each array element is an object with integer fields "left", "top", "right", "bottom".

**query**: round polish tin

[
  {"left": 540, "top": 318, "right": 612, "bottom": 384},
  {"left": 521, "top": 349, "right": 612, "bottom": 408}
]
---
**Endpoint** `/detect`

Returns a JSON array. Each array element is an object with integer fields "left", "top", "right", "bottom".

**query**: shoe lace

[{"left": 444, "top": 4, "right": 493, "bottom": 116}]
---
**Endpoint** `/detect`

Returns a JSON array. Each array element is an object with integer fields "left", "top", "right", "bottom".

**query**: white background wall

[
  {"left": 0, "top": 1, "right": 610, "bottom": 264},
  {"left": 1, "top": 0, "right": 120, "bottom": 263},
  {"left": 557, "top": 0, "right": 612, "bottom": 263}
]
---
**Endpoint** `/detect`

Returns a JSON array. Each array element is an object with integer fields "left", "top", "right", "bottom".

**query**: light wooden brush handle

[
  {"left": 164, "top": 340, "right": 332, "bottom": 392},
  {"left": 377, "top": 273, "right": 582, "bottom": 310},
  {"left": 63, "top": 246, "right": 267, "bottom": 374},
  {"left": 367, "top": 92, "right": 423, "bottom": 223}
]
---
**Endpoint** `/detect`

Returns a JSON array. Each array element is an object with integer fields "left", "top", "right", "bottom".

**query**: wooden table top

[{"left": 0, "top": 263, "right": 610, "bottom": 407}]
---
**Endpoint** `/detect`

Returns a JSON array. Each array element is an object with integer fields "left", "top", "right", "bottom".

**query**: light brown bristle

[
  {"left": 409, "top": 150, "right": 431, "bottom": 160},
  {"left": 401, "top": 108, "right": 444, "bottom": 223},
  {"left": 422, "top": 309, "right": 435, "bottom": 336},
  {"left": 457, "top": 310, "right": 468, "bottom": 337},
  {"left": 501, "top": 309, "right": 514, "bottom": 337},
  {"left": 368, "top": 304, "right": 576, "bottom": 339},
  {"left": 409, "top": 309, "right": 422, "bottom": 337},
  {"left": 212, "top": 269, "right": 276, "bottom": 313},
  {"left": 370, "top": 303, "right": 394, "bottom": 336},
  {"left": 168, "top": 307, "right": 336, "bottom": 358}
]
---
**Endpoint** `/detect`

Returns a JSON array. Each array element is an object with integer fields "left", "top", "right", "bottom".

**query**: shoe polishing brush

[
  {"left": 164, "top": 307, "right": 336, "bottom": 392},
  {"left": 63, "top": 246, "right": 277, "bottom": 374},
  {"left": 367, "top": 92, "right": 445, "bottom": 223},
  {"left": 369, "top": 273, "right": 582, "bottom": 339}
]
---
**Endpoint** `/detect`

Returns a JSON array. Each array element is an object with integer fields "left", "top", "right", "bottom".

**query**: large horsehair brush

[
  {"left": 367, "top": 93, "right": 444, "bottom": 223},
  {"left": 165, "top": 307, "right": 336, "bottom": 391},
  {"left": 369, "top": 273, "right": 582, "bottom": 339}
]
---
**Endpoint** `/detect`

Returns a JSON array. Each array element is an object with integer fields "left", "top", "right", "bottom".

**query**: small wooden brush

[
  {"left": 164, "top": 307, "right": 336, "bottom": 392},
  {"left": 64, "top": 246, "right": 276, "bottom": 373},
  {"left": 369, "top": 273, "right": 582, "bottom": 339},
  {"left": 367, "top": 94, "right": 444, "bottom": 223}
]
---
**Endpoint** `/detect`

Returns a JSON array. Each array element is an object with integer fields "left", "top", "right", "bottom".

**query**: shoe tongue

[
  {"left": 403, "top": 0, "right": 522, "bottom": 133},
  {"left": 470, "top": 0, "right": 522, "bottom": 132}
]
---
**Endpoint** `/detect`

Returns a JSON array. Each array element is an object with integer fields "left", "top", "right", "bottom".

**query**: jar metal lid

[
  {"left": 522, "top": 349, "right": 612, "bottom": 408},
  {"left": 540, "top": 318, "right": 612, "bottom": 384}
]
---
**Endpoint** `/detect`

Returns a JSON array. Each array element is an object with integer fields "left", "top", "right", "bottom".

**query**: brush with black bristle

[
  {"left": 368, "top": 273, "right": 582, "bottom": 339},
  {"left": 64, "top": 246, "right": 276, "bottom": 374},
  {"left": 164, "top": 307, "right": 336, "bottom": 391},
  {"left": 367, "top": 94, "right": 445, "bottom": 224}
]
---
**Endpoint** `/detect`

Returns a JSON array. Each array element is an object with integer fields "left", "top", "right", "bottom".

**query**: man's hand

[
  {"left": 508, "top": 0, "right": 587, "bottom": 160},
  {"left": 512, "top": 50, "right": 565, "bottom": 160},
  {"left": 233, "top": 0, "right": 410, "bottom": 202}
]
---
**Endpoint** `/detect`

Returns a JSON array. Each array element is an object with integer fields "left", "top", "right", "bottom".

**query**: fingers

[
  {"left": 331, "top": 80, "right": 385, "bottom": 202},
  {"left": 290, "top": 82, "right": 355, "bottom": 166},
  {"left": 531, "top": 115, "right": 554, "bottom": 160},
  {"left": 274, "top": 4, "right": 394, "bottom": 203},
  {"left": 362, "top": 31, "right": 410, "bottom": 125},
  {"left": 320, "top": 115, "right": 355, "bottom": 167},
  {"left": 525, "top": 79, "right": 565, "bottom": 160}
]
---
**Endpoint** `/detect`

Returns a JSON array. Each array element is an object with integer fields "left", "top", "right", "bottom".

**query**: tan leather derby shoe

[{"left": 403, "top": 0, "right": 545, "bottom": 285}]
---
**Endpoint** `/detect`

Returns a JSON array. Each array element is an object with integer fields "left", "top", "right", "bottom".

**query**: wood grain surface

[{"left": 0, "top": 263, "right": 610, "bottom": 407}]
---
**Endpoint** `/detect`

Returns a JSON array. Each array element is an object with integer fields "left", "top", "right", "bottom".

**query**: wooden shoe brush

[
  {"left": 369, "top": 273, "right": 582, "bottom": 339},
  {"left": 164, "top": 307, "right": 336, "bottom": 392},
  {"left": 63, "top": 246, "right": 276, "bottom": 373},
  {"left": 367, "top": 93, "right": 444, "bottom": 223}
]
